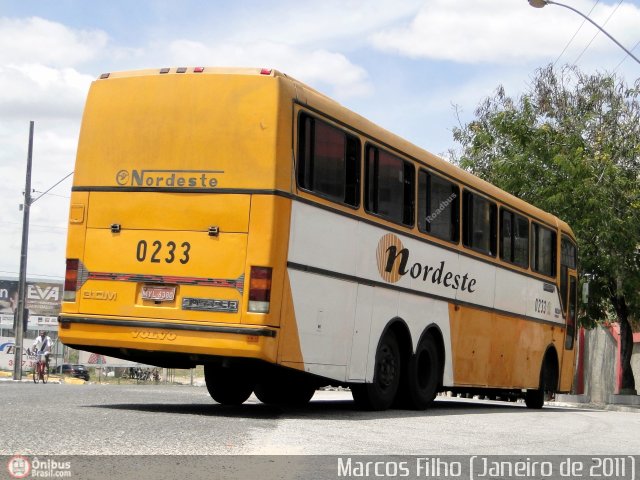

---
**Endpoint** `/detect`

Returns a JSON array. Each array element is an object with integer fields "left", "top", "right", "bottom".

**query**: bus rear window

[{"left": 297, "top": 113, "right": 360, "bottom": 207}]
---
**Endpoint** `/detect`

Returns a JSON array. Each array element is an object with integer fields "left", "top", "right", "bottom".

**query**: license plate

[{"left": 141, "top": 285, "right": 176, "bottom": 302}]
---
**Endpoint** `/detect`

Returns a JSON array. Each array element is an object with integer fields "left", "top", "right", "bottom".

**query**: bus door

[{"left": 559, "top": 236, "right": 578, "bottom": 391}]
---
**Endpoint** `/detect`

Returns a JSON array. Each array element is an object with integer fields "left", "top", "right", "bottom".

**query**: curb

[
  {"left": 550, "top": 401, "right": 640, "bottom": 413},
  {"left": 61, "top": 377, "right": 86, "bottom": 385}
]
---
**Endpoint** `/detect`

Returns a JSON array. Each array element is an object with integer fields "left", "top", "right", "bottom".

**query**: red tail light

[
  {"left": 248, "top": 266, "right": 272, "bottom": 313},
  {"left": 64, "top": 259, "right": 79, "bottom": 301}
]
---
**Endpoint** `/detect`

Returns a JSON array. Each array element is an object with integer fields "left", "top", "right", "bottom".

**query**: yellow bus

[{"left": 60, "top": 67, "right": 578, "bottom": 410}]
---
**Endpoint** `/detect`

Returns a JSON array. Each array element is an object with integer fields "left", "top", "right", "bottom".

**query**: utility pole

[{"left": 13, "top": 121, "right": 34, "bottom": 381}]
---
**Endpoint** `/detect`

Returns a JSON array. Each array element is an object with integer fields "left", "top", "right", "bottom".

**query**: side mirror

[{"left": 581, "top": 281, "right": 589, "bottom": 305}]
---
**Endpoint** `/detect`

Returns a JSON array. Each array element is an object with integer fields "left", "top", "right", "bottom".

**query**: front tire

[
  {"left": 352, "top": 331, "right": 401, "bottom": 411},
  {"left": 204, "top": 364, "right": 254, "bottom": 406},
  {"left": 525, "top": 361, "right": 553, "bottom": 409}
]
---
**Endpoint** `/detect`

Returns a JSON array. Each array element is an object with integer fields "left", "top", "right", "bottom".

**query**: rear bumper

[{"left": 58, "top": 314, "right": 279, "bottom": 364}]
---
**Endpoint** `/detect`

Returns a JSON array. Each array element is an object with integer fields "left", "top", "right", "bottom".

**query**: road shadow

[{"left": 85, "top": 396, "right": 593, "bottom": 421}]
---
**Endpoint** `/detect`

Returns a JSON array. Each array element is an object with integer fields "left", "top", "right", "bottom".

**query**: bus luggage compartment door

[{"left": 78, "top": 192, "right": 249, "bottom": 325}]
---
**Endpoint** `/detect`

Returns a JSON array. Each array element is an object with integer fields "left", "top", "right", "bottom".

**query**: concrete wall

[
  {"left": 633, "top": 342, "right": 640, "bottom": 391},
  {"left": 582, "top": 326, "right": 617, "bottom": 403},
  {"left": 579, "top": 326, "right": 640, "bottom": 403}
]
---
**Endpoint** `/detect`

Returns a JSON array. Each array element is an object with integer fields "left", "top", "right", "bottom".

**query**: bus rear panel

[{"left": 60, "top": 68, "right": 294, "bottom": 369}]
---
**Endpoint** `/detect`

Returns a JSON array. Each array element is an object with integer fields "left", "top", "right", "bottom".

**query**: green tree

[{"left": 451, "top": 65, "right": 640, "bottom": 393}]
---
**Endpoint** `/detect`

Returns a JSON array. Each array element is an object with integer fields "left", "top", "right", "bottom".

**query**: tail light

[
  {"left": 248, "top": 266, "right": 272, "bottom": 313},
  {"left": 64, "top": 259, "right": 79, "bottom": 301}
]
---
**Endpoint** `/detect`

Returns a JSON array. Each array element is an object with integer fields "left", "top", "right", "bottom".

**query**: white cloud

[
  {"left": 0, "top": 17, "right": 102, "bottom": 121},
  {"left": 369, "top": 0, "right": 640, "bottom": 65},
  {"left": 167, "top": 40, "right": 373, "bottom": 99},
  {"left": 220, "top": 0, "right": 423, "bottom": 47},
  {"left": 0, "top": 64, "right": 93, "bottom": 119},
  {"left": 0, "top": 16, "right": 107, "bottom": 66}
]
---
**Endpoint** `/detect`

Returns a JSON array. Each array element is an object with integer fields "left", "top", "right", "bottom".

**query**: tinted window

[
  {"left": 565, "top": 276, "right": 577, "bottom": 350},
  {"left": 531, "top": 223, "right": 556, "bottom": 277},
  {"left": 500, "top": 209, "right": 529, "bottom": 268},
  {"left": 463, "top": 191, "right": 497, "bottom": 256},
  {"left": 560, "top": 236, "right": 577, "bottom": 312},
  {"left": 365, "top": 145, "right": 414, "bottom": 226},
  {"left": 297, "top": 113, "right": 360, "bottom": 206},
  {"left": 418, "top": 171, "right": 460, "bottom": 242},
  {"left": 561, "top": 237, "right": 577, "bottom": 269}
]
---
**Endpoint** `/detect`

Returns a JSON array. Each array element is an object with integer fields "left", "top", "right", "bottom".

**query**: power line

[
  {"left": 614, "top": 38, "right": 640, "bottom": 71},
  {"left": 0, "top": 270, "right": 64, "bottom": 280},
  {"left": 31, "top": 171, "right": 73, "bottom": 204},
  {"left": 3, "top": 221, "right": 67, "bottom": 230},
  {"left": 32, "top": 190, "right": 70, "bottom": 200},
  {"left": 554, "top": 0, "right": 600, "bottom": 66},
  {"left": 573, "top": 0, "right": 623, "bottom": 65}
]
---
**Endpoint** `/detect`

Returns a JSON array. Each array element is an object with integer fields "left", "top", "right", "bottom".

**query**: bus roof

[
  {"left": 91, "top": 66, "right": 575, "bottom": 239},
  {"left": 282, "top": 71, "right": 575, "bottom": 239}
]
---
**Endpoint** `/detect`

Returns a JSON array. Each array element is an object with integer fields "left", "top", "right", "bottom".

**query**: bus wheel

[
  {"left": 525, "top": 362, "right": 551, "bottom": 409},
  {"left": 204, "top": 364, "right": 254, "bottom": 406},
  {"left": 352, "top": 331, "right": 401, "bottom": 411},
  {"left": 406, "top": 334, "right": 440, "bottom": 410}
]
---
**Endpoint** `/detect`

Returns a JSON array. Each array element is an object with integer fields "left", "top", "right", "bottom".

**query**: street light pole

[
  {"left": 528, "top": 0, "right": 640, "bottom": 66},
  {"left": 13, "top": 121, "right": 34, "bottom": 381}
]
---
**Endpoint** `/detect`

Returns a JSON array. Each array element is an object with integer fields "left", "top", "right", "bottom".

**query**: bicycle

[{"left": 32, "top": 351, "right": 49, "bottom": 384}]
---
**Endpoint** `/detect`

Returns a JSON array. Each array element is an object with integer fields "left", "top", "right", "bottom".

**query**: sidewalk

[
  {"left": 552, "top": 393, "right": 640, "bottom": 413},
  {"left": 0, "top": 371, "right": 84, "bottom": 384}
]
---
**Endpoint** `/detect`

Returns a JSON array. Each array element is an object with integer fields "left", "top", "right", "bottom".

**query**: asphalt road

[{"left": 1, "top": 382, "right": 639, "bottom": 456}]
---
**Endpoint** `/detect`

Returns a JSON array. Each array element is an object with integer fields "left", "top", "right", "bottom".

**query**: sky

[{"left": 1, "top": 0, "right": 639, "bottom": 283}]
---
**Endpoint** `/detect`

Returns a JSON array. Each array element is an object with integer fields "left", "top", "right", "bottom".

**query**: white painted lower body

[{"left": 287, "top": 268, "right": 454, "bottom": 386}]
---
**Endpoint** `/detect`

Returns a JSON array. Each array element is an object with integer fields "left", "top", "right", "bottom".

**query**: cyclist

[{"left": 32, "top": 331, "right": 52, "bottom": 371}]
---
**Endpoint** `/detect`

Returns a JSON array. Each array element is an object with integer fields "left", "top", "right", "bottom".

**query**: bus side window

[
  {"left": 297, "top": 113, "right": 361, "bottom": 207},
  {"left": 365, "top": 145, "right": 414, "bottom": 227},
  {"left": 500, "top": 208, "right": 529, "bottom": 268},
  {"left": 462, "top": 190, "right": 497, "bottom": 257},
  {"left": 418, "top": 170, "right": 459, "bottom": 243},
  {"left": 531, "top": 222, "right": 557, "bottom": 277}
]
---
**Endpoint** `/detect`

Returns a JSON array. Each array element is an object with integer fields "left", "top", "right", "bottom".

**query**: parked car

[{"left": 53, "top": 364, "right": 90, "bottom": 381}]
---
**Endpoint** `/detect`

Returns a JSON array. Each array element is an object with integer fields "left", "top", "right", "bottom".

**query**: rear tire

[
  {"left": 204, "top": 364, "right": 254, "bottom": 406},
  {"left": 405, "top": 334, "right": 440, "bottom": 410},
  {"left": 351, "top": 331, "right": 401, "bottom": 411},
  {"left": 42, "top": 364, "right": 48, "bottom": 384}
]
